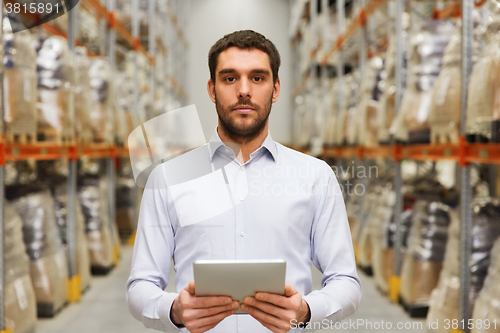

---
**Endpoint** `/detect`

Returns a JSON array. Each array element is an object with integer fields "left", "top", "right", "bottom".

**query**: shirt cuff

[
  {"left": 303, "top": 291, "right": 343, "bottom": 326},
  {"left": 159, "top": 292, "right": 182, "bottom": 333}
]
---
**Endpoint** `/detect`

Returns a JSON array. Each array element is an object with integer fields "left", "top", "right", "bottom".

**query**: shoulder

[
  {"left": 275, "top": 143, "right": 333, "bottom": 175},
  {"left": 274, "top": 143, "right": 335, "bottom": 185}
]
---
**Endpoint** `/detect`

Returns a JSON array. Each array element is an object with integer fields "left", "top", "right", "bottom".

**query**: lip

[{"left": 234, "top": 107, "right": 254, "bottom": 114}]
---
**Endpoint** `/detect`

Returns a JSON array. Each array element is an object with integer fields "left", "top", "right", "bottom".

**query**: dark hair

[{"left": 208, "top": 30, "right": 281, "bottom": 84}]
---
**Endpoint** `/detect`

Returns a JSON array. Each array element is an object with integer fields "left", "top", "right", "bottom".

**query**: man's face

[{"left": 208, "top": 47, "right": 280, "bottom": 142}]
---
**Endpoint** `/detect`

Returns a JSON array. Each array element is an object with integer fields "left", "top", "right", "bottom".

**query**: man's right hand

[{"left": 170, "top": 280, "right": 239, "bottom": 333}]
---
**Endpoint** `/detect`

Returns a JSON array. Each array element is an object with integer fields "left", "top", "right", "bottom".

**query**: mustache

[{"left": 230, "top": 99, "right": 257, "bottom": 110}]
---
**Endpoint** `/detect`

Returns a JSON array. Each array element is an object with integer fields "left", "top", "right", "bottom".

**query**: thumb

[
  {"left": 284, "top": 284, "right": 298, "bottom": 297},
  {"left": 185, "top": 280, "right": 195, "bottom": 295}
]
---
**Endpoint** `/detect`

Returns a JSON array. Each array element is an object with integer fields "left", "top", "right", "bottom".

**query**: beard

[{"left": 215, "top": 92, "right": 273, "bottom": 144}]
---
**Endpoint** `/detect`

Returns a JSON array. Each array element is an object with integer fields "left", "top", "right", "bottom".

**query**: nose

[{"left": 238, "top": 78, "right": 251, "bottom": 99}]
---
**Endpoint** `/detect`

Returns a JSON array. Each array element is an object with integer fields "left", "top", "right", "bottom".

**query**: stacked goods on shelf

[
  {"left": 36, "top": 36, "right": 75, "bottom": 143},
  {"left": 367, "top": 180, "right": 396, "bottom": 292},
  {"left": 89, "top": 58, "right": 115, "bottom": 144},
  {"left": 335, "top": 73, "right": 356, "bottom": 146},
  {"left": 373, "top": 205, "right": 413, "bottom": 294},
  {"left": 472, "top": 238, "right": 500, "bottom": 333},
  {"left": 8, "top": 186, "right": 69, "bottom": 317},
  {"left": 378, "top": 35, "right": 407, "bottom": 144},
  {"left": 3, "top": 22, "right": 37, "bottom": 143},
  {"left": 124, "top": 51, "right": 151, "bottom": 122},
  {"left": 115, "top": 71, "right": 138, "bottom": 138},
  {"left": 357, "top": 57, "right": 384, "bottom": 148},
  {"left": 52, "top": 182, "right": 92, "bottom": 293},
  {"left": 99, "top": 176, "right": 121, "bottom": 260},
  {"left": 115, "top": 0, "right": 164, "bottom": 46},
  {"left": 74, "top": 47, "right": 94, "bottom": 144},
  {"left": 466, "top": 3, "right": 500, "bottom": 143},
  {"left": 393, "top": 19, "right": 454, "bottom": 144},
  {"left": 356, "top": 180, "right": 383, "bottom": 274},
  {"left": 78, "top": 177, "right": 115, "bottom": 274},
  {"left": 116, "top": 176, "right": 137, "bottom": 237},
  {"left": 428, "top": 12, "right": 486, "bottom": 145},
  {"left": 427, "top": 25, "right": 461, "bottom": 145},
  {"left": 4, "top": 204, "right": 37, "bottom": 333},
  {"left": 346, "top": 70, "right": 361, "bottom": 146},
  {"left": 427, "top": 197, "right": 500, "bottom": 333},
  {"left": 399, "top": 177, "right": 458, "bottom": 317},
  {"left": 293, "top": 94, "right": 312, "bottom": 148},
  {"left": 323, "top": 78, "right": 337, "bottom": 146},
  {"left": 79, "top": 10, "right": 102, "bottom": 54}
]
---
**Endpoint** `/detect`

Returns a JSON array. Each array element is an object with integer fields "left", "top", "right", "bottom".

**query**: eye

[
  {"left": 253, "top": 77, "right": 263, "bottom": 82},
  {"left": 225, "top": 77, "right": 236, "bottom": 83}
]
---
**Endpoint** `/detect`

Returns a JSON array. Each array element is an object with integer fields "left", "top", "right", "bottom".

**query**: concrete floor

[{"left": 36, "top": 246, "right": 426, "bottom": 333}]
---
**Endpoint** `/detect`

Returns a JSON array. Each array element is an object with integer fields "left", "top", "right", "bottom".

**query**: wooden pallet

[
  {"left": 37, "top": 128, "right": 74, "bottom": 144},
  {"left": 5, "top": 131, "right": 37, "bottom": 144},
  {"left": 37, "top": 300, "right": 68, "bottom": 318},
  {"left": 91, "top": 264, "right": 114, "bottom": 276},
  {"left": 398, "top": 296, "right": 429, "bottom": 318},
  {"left": 430, "top": 125, "right": 460, "bottom": 145}
]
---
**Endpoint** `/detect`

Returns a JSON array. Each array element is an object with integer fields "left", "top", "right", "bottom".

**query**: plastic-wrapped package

[
  {"left": 9, "top": 188, "right": 69, "bottom": 317},
  {"left": 357, "top": 57, "right": 384, "bottom": 147},
  {"left": 79, "top": 177, "right": 115, "bottom": 273},
  {"left": 373, "top": 207, "right": 413, "bottom": 294},
  {"left": 3, "top": 20, "right": 37, "bottom": 143},
  {"left": 293, "top": 94, "right": 312, "bottom": 148},
  {"left": 4, "top": 204, "right": 37, "bottom": 333},
  {"left": 466, "top": 4, "right": 500, "bottom": 142},
  {"left": 36, "top": 36, "right": 75, "bottom": 143},
  {"left": 74, "top": 47, "right": 94, "bottom": 144},
  {"left": 472, "top": 238, "right": 500, "bottom": 333},
  {"left": 52, "top": 183, "right": 91, "bottom": 292},
  {"left": 323, "top": 78, "right": 337, "bottom": 146},
  {"left": 378, "top": 38, "right": 397, "bottom": 144},
  {"left": 399, "top": 200, "right": 455, "bottom": 314},
  {"left": 346, "top": 71, "right": 361, "bottom": 146},
  {"left": 429, "top": 13, "right": 485, "bottom": 145},
  {"left": 116, "top": 176, "right": 137, "bottom": 235},
  {"left": 89, "top": 58, "right": 115, "bottom": 143},
  {"left": 393, "top": 20, "right": 454, "bottom": 143},
  {"left": 428, "top": 197, "right": 500, "bottom": 332},
  {"left": 369, "top": 183, "right": 396, "bottom": 293},
  {"left": 335, "top": 73, "right": 356, "bottom": 145}
]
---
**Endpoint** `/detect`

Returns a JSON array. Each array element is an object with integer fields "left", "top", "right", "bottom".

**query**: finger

[
  {"left": 188, "top": 309, "right": 236, "bottom": 330},
  {"left": 284, "top": 284, "right": 298, "bottom": 297},
  {"left": 183, "top": 302, "right": 239, "bottom": 321},
  {"left": 242, "top": 297, "right": 291, "bottom": 320},
  {"left": 190, "top": 296, "right": 233, "bottom": 309},
  {"left": 254, "top": 292, "right": 290, "bottom": 309},
  {"left": 185, "top": 280, "right": 195, "bottom": 295},
  {"left": 240, "top": 304, "right": 291, "bottom": 332}
]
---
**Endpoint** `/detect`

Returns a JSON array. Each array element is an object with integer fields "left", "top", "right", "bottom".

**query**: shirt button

[
  {"left": 240, "top": 166, "right": 245, "bottom": 171},
  {"left": 240, "top": 231, "right": 245, "bottom": 237},
  {"left": 239, "top": 196, "right": 245, "bottom": 201},
  {"left": 225, "top": 148, "right": 230, "bottom": 153}
]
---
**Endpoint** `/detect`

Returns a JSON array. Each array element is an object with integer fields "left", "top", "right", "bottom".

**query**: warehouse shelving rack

[
  {"left": 0, "top": 1, "right": 188, "bottom": 332},
  {"left": 291, "top": 0, "right": 487, "bottom": 332}
]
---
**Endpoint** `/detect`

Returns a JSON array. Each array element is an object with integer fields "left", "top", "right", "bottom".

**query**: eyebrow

[{"left": 217, "top": 68, "right": 271, "bottom": 76}]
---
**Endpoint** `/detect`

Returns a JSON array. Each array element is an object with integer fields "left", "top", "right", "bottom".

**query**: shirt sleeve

[
  {"left": 302, "top": 162, "right": 362, "bottom": 331},
  {"left": 125, "top": 165, "right": 182, "bottom": 333}
]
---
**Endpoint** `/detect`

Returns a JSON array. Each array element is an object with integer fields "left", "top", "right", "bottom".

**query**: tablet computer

[{"left": 193, "top": 259, "right": 286, "bottom": 314}]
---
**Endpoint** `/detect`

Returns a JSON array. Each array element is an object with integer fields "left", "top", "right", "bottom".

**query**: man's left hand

[{"left": 240, "top": 284, "right": 310, "bottom": 333}]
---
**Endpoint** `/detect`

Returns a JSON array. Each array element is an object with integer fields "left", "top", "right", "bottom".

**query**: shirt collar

[{"left": 208, "top": 127, "right": 277, "bottom": 163}]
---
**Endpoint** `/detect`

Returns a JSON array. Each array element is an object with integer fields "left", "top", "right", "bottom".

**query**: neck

[{"left": 217, "top": 123, "right": 269, "bottom": 163}]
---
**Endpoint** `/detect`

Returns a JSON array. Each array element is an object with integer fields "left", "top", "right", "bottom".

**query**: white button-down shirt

[{"left": 126, "top": 129, "right": 362, "bottom": 332}]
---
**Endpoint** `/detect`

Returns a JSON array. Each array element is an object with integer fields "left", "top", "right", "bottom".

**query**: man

[{"left": 126, "top": 30, "right": 361, "bottom": 333}]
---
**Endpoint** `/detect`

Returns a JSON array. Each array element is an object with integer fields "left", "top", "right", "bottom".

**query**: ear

[
  {"left": 207, "top": 79, "right": 216, "bottom": 104},
  {"left": 272, "top": 77, "right": 281, "bottom": 103}
]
